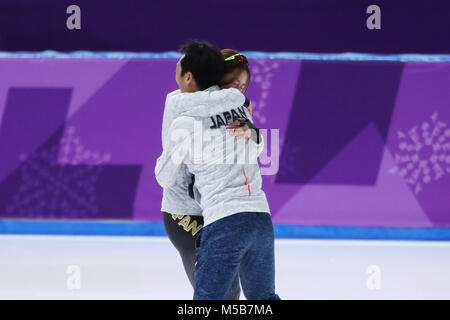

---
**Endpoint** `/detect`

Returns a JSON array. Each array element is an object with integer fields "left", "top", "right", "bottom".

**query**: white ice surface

[{"left": 0, "top": 235, "right": 449, "bottom": 300}]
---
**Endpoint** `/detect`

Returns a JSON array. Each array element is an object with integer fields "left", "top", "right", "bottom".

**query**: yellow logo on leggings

[{"left": 171, "top": 214, "right": 203, "bottom": 236}]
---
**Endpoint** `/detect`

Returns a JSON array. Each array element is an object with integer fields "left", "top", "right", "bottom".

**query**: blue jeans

[
  {"left": 163, "top": 212, "right": 241, "bottom": 300},
  {"left": 194, "top": 212, "right": 280, "bottom": 300}
]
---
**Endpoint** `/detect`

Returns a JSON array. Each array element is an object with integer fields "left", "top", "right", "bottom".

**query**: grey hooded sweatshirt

[
  {"left": 155, "top": 86, "right": 269, "bottom": 227},
  {"left": 159, "top": 89, "right": 202, "bottom": 215}
]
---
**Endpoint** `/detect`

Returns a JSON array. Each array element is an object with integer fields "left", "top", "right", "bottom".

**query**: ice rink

[{"left": 1, "top": 234, "right": 449, "bottom": 300}]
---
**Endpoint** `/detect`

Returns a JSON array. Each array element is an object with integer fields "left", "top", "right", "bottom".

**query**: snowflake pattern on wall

[
  {"left": 250, "top": 59, "right": 279, "bottom": 124},
  {"left": 6, "top": 126, "right": 111, "bottom": 218},
  {"left": 277, "top": 141, "right": 302, "bottom": 178},
  {"left": 389, "top": 112, "right": 450, "bottom": 194}
]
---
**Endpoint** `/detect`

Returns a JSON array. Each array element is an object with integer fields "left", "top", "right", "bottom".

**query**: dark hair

[
  {"left": 220, "top": 49, "right": 251, "bottom": 91},
  {"left": 179, "top": 40, "right": 225, "bottom": 90}
]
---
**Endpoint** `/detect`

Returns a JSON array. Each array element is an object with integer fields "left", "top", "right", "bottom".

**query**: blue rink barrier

[
  {"left": 1, "top": 219, "right": 450, "bottom": 240},
  {"left": 2, "top": 50, "right": 450, "bottom": 61}
]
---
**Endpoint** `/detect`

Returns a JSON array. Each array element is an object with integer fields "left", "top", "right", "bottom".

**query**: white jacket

[
  {"left": 155, "top": 86, "right": 270, "bottom": 227},
  {"left": 159, "top": 89, "right": 202, "bottom": 215}
]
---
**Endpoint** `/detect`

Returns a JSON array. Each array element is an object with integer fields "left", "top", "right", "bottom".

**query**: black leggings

[{"left": 163, "top": 212, "right": 241, "bottom": 300}]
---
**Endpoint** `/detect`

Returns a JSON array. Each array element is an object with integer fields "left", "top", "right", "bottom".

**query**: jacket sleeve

[
  {"left": 254, "top": 128, "right": 265, "bottom": 157},
  {"left": 250, "top": 127, "right": 265, "bottom": 157},
  {"left": 242, "top": 116, "right": 265, "bottom": 157},
  {"left": 155, "top": 117, "right": 194, "bottom": 188}
]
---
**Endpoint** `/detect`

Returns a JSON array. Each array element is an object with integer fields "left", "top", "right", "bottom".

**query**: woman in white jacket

[
  {"left": 161, "top": 45, "right": 257, "bottom": 300},
  {"left": 156, "top": 41, "right": 278, "bottom": 300}
]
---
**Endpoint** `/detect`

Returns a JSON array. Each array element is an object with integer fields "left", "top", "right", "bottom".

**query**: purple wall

[
  {"left": 1, "top": 0, "right": 450, "bottom": 54},
  {"left": 0, "top": 56, "right": 449, "bottom": 227}
]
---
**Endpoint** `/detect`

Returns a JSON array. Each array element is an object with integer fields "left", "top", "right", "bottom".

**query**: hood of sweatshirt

[{"left": 167, "top": 86, "right": 246, "bottom": 118}]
